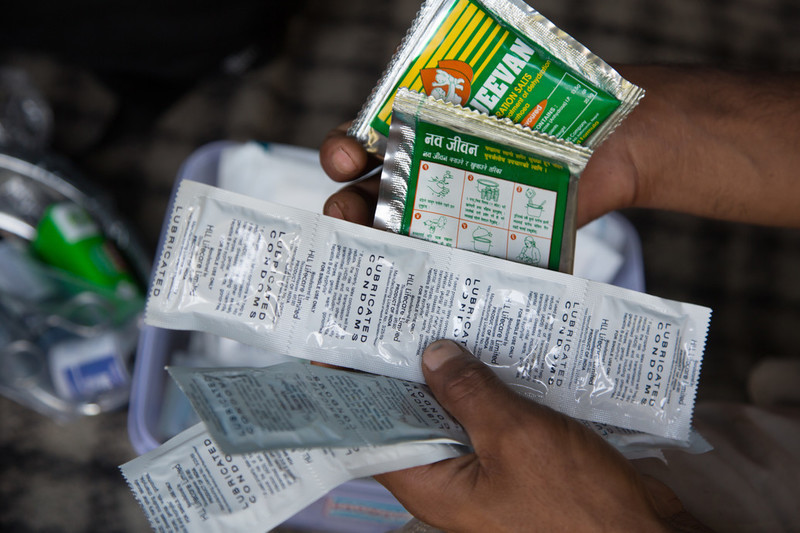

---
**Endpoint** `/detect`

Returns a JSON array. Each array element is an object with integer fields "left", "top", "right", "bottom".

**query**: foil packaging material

[
  {"left": 377, "top": 88, "right": 591, "bottom": 273},
  {"left": 350, "top": 0, "right": 644, "bottom": 155},
  {"left": 145, "top": 180, "right": 710, "bottom": 441}
]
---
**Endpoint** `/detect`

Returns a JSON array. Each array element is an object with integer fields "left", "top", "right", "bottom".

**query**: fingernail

[
  {"left": 325, "top": 201, "right": 344, "bottom": 220},
  {"left": 423, "top": 340, "right": 464, "bottom": 371},
  {"left": 332, "top": 147, "right": 358, "bottom": 175}
]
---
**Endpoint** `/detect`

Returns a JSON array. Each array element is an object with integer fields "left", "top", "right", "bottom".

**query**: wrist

[
  {"left": 611, "top": 65, "right": 800, "bottom": 226},
  {"left": 609, "top": 65, "right": 690, "bottom": 213}
]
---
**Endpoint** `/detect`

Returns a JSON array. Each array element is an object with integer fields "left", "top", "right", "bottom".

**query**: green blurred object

[{"left": 31, "top": 202, "right": 140, "bottom": 299}]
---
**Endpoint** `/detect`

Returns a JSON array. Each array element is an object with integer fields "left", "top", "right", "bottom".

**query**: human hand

[
  {"left": 319, "top": 122, "right": 383, "bottom": 226},
  {"left": 575, "top": 65, "right": 800, "bottom": 228},
  {"left": 318, "top": 113, "right": 641, "bottom": 229},
  {"left": 374, "top": 339, "right": 706, "bottom": 532},
  {"left": 321, "top": 66, "right": 800, "bottom": 230}
]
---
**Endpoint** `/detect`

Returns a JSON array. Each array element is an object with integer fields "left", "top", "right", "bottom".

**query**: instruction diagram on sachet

[{"left": 408, "top": 160, "right": 559, "bottom": 267}]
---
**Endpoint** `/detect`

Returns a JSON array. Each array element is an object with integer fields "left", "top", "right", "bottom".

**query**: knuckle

[{"left": 440, "top": 358, "right": 499, "bottom": 405}]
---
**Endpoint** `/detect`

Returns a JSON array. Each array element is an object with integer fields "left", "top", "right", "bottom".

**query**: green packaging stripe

[
  {"left": 401, "top": 120, "right": 570, "bottom": 270},
  {"left": 377, "top": 88, "right": 592, "bottom": 273},
  {"left": 352, "top": 0, "right": 643, "bottom": 154}
]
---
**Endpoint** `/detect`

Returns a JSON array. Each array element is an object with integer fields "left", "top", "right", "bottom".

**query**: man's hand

[
  {"left": 318, "top": 114, "right": 639, "bottom": 229},
  {"left": 375, "top": 340, "right": 705, "bottom": 532},
  {"left": 319, "top": 67, "right": 800, "bottom": 230},
  {"left": 319, "top": 123, "right": 382, "bottom": 226}
]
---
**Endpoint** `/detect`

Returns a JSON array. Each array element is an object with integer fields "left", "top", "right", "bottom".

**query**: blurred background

[{"left": 0, "top": 0, "right": 798, "bottom": 531}]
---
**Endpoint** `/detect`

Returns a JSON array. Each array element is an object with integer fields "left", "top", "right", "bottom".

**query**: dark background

[{"left": 1, "top": 0, "right": 798, "bottom": 531}]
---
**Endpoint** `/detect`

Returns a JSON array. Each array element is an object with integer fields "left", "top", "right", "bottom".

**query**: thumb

[{"left": 422, "top": 339, "right": 534, "bottom": 452}]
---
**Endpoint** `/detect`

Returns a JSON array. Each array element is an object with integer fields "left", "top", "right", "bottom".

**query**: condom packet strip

[
  {"left": 168, "top": 362, "right": 469, "bottom": 455},
  {"left": 169, "top": 361, "right": 712, "bottom": 462},
  {"left": 120, "top": 422, "right": 461, "bottom": 533},
  {"left": 350, "top": 0, "right": 644, "bottom": 154},
  {"left": 581, "top": 421, "right": 712, "bottom": 462},
  {"left": 378, "top": 88, "right": 590, "bottom": 273},
  {"left": 145, "top": 180, "right": 710, "bottom": 441}
]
